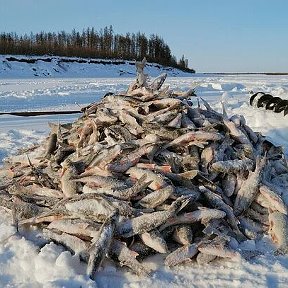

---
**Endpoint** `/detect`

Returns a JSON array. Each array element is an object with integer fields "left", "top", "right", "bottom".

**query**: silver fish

[
  {"left": 159, "top": 207, "right": 226, "bottom": 231},
  {"left": 172, "top": 186, "right": 200, "bottom": 201},
  {"left": 200, "top": 186, "right": 240, "bottom": 231},
  {"left": 105, "top": 125, "right": 136, "bottom": 143},
  {"left": 135, "top": 163, "right": 172, "bottom": 173},
  {"left": 254, "top": 193, "right": 272, "bottom": 209},
  {"left": 44, "top": 133, "right": 57, "bottom": 159},
  {"left": 26, "top": 183, "right": 63, "bottom": 198},
  {"left": 148, "top": 73, "right": 167, "bottom": 91},
  {"left": 229, "top": 114, "right": 245, "bottom": 127},
  {"left": 196, "top": 252, "right": 217, "bottom": 265},
  {"left": 165, "top": 131, "right": 224, "bottom": 148},
  {"left": 213, "top": 137, "right": 234, "bottom": 162},
  {"left": 126, "top": 167, "right": 169, "bottom": 190},
  {"left": 203, "top": 218, "right": 241, "bottom": 242},
  {"left": 107, "top": 143, "right": 156, "bottom": 173},
  {"left": 137, "top": 185, "right": 174, "bottom": 208},
  {"left": 270, "top": 159, "right": 288, "bottom": 174},
  {"left": 129, "top": 241, "right": 154, "bottom": 259},
  {"left": 181, "top": 112, "right": 197, "bottom": 129},
  {"left": 43, "top": 228, "right": 89, "bottom": 260},
  {"left": 74, "top": 174, "right": 128, "bottom": 190},
  {"left": 239, "top": 216, "right": 267, "bottom": 239},
  {"left": 12, "top": 195, "right": 47, "bottom": 220},
  {"left": 211, "top": 159, "right": 254, "bottom": 174},
  {"left": 200, "top": 143, "right": 216, "bottom": 174},
  {"left": 172, "top": 224, "right": 193, "bottom": 245},
  {"left": 47, "top": 218, "right": 100, "bottom": 239},
  {"left": 135, "top": 58, "right": 147, "bottom": 87},
  {"left": 87, "top": 144, "right": 122, "bottom": 169},
  {"left": 19, "top": 209, "right": 75, "bottom": 226},
  {"left": 152, "top": 109, "right": 180, "bottom": 124},
  {"left": 222, "top": 174, "right": 237, "bottom": 197},
  {"left": 242, "top": 124, "right": 259, "bottom": 144},
  {"left": 93, "top": 107, "right": 118, "bottom": 126},
  {"left": 60, "top": 159, "right": 79, "bottom": 197},
  {"left": 234, "top": 156, "right": 266, "bottom": 216},
  {"left": 109, "top": 175, "right": 152, "bottom": 200},
  {"left": 139, "top": 229, "right": 169, "bottom": 253},
  {"left": 77, "top": 120, "right": 93, "bottom": 149},
  {"left": 119, "top": 110, "right": 144, "bottom": 135},
  {"left": 117, "top": 196, "right": 189, "bottom": 237},
  {"left": 109, "top": 239, "right": 151, "bottom": 276},
  {"left": 222, "top": 111, "right": 252, "bottom": 147},
  {"left": 259, "top": 184, "right": 288, "bottom": 215},
  {"left": 144, "top": 98, "right": 182, "bottom": 110},
  {"left": 64, "top": 194, "right": 115, "bottom": 222},
  {"left": 167, "top": 113, "right": 183, "bottom": 128},
  {"left": 87, "top": 210, "right": 119, "bottom": 279},
  {"left": 268, "top": 211, "right": 288, "bottom": 254},
  {"left": 245, "top": 207, "right": 269, "bottom": 226},
  {"left": 164, "top": 243, "right": 198, "bottom": 266},
  {"left": 250, "top": 202, "right": 269, "bottom": 215},
  {"left": 96, "top": 144, "right": 123, "bottom": 170},
  {"left": 83, "top": 174, "right": 152, "bottom": 201},
  {"left": 198, "top": 237, "right": 240, "bottom": 260}
]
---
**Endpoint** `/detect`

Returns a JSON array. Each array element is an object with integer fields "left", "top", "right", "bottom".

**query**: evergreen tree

[{"left": 0, "top": 27, "right": 195, "bottom": 72}]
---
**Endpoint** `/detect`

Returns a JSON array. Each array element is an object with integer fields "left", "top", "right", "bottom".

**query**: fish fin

[
  {"left": 221, "top": 101, "right": 228, "bottom": 119},
  {"left": 174, "top": 195, "right": 191, "bottom": 213},
  {"left": 200, "top": 97, "right": 213, "bottom": 111},
  {"left": 182, "top": 88, "right": 196, "bottom": 98},
  {"left": 197, "top": 97, "right": 201, "bottom": 108},
  {"left": 26, "top": 154, "right": 35, "bottom": 168}
]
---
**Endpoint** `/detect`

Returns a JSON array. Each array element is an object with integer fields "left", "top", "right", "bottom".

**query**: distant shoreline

[
  {"left": 0, "top": 54, "right": 194, "bottom": 78},
  {"left": 203, "top": 72, "right": 288, "bottom": 75}
]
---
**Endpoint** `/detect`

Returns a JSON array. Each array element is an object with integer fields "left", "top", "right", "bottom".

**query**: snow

[
  {"left": 0, "top": 55, "right": 193, "bottom": 79},
  {"left": 1, "top": 59, "right": 288, "bottom": 287}
]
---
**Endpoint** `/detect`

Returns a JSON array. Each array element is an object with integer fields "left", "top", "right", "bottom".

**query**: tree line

[{"left": 0, "top": 26, "right": 194, "bottom": 72}]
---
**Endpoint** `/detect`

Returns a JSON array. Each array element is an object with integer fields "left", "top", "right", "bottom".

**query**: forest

[{"left": 0, "top": 26, "right": 194, "bottom": 72}]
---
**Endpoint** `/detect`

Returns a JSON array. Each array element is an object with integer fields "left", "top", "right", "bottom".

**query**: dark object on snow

[
  {"left": 265, "top": 97, "right": 282, "bottom": 110},
  {"left": 257, "top": 94, "right": 273, "bottom": 108},
  {"left": 274, "top": 99, "right": 288, "bottom": 113},
  {"left": 249, "top": 92, "right": 265, "bottom": 106},
  {"left": 0, "top": 110, "right": 82, "bottom": 117},
  {"left": 249, "top": 92, "right": 288, "bottom": 116}
]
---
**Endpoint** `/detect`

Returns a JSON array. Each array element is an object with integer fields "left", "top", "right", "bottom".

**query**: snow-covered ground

[
  {"left": 1, "top": 71, "right": 288, "bottom": 287},
  {"left": 0, "top": 55, "right": 193, "bottom": 78}
]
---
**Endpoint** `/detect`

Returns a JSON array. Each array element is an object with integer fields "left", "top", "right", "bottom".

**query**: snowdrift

[{"left": 0, "top": 55, "right": 194, "bottom": 79}]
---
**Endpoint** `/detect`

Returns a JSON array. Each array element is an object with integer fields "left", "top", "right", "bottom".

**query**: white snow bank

[{"left": 0, "top": 55, "right": 194, "bottom": 79}]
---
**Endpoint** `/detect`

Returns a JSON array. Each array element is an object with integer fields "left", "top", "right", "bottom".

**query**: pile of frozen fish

[{"left": 1, "top": 58, "right": 288, "bottom": 279}]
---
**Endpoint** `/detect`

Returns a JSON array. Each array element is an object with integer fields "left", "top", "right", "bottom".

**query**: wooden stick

[{"left": 0, "top": 110, "right": 82, "bottom": 117}]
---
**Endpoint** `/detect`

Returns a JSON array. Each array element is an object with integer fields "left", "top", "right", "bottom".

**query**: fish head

[{"left": 170, "top": 195, "right": 191, "bottom": 213}]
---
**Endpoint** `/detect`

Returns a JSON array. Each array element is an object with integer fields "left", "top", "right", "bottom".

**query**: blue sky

[{"left": 1, "top": 0, "right": 288, "bottom": 72}]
